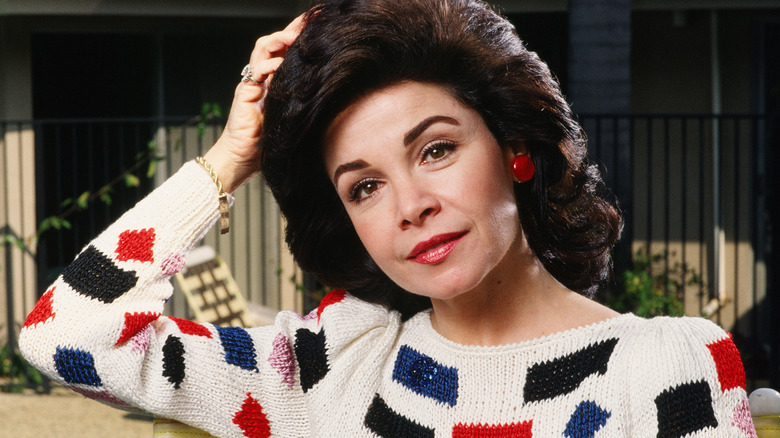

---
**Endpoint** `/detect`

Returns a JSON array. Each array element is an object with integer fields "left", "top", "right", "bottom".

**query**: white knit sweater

[{"left": 19, "top": 162, "right": 757, "bottom": 438}]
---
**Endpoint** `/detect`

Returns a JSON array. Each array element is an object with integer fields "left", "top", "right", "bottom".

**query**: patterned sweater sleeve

[
  {"left": 18, "top": 161, "right": 402, "bottom": 437},
  {"left": 624, "top": 316, "right": 757, "bottom": 437}
]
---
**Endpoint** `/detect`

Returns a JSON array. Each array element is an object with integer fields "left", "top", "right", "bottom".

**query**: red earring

[{"left": 512, "top": 154, "right": 534, "bottom": 183}]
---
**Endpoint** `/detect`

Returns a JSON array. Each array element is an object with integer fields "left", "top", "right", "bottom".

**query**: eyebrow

[
  {"left": 403, "top": 115, "right": 460, "bottom": 146},
  {"left": 333, "top": 159, "right": 369, "bottom": 186}
]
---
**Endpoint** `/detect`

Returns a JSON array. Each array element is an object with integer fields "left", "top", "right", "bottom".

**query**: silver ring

[{"left": 241, "top": 64, "right": 263, "bottom": 85}]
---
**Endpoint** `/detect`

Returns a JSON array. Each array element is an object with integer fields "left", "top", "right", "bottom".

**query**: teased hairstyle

[{"left": 261, "top": 0, "right": 622, "bottom": 318}]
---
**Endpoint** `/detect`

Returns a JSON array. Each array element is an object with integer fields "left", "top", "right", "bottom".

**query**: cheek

[
  {"left": 462, "top": 154, "right": 516, "bottom": 210},
  {"left": 347, "top": 211, "right": 395, "bottom": 263},
  {"left": 464, "top": 159, "right": 521, "bottom": 239}
]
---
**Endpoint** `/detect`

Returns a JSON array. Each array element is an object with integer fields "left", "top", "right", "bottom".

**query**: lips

[{"left": 407, "top": 231, "right": 467, "bottom": 265}]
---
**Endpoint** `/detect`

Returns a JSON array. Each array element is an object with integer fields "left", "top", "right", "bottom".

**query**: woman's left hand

[{"left": 204, "top": 14, "right": 305, "bottom": 193}]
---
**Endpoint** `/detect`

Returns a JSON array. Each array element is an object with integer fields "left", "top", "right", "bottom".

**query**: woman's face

[{"left": 323, "top": 81, "right": 524, "bottom": 301}]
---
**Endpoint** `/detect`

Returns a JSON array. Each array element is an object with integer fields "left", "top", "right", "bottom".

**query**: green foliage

[
  {"left": 610, "top": 247, "right": 703, "bottom": 318},
  {"left": 124, "top": 173, "right": 141, "bottom": 187},
  {"left": 0, "top": 342, "right": 45, "bottom": 393},
  {"left": 198, "top": 103, "right": 223, "bottom": 138},
  {"left": 3, "top": 234, "right": 26, "bottom": 251}
]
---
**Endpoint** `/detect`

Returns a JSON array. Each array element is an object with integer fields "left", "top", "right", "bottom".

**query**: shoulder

[
  {"left": 620, "top": 315, "right": 744, "bottom": 390},
  {"left": 273, "top": 289, "right": 403, "bottom": 361},
  {"left": 626, "top": 314, "right": 734, "bottom": 350},
  {"left": 625, "top": 315, "right": 742, "bottom": 378},
  {"left": 275, "top": 289, "right": 401, "bottom": 330},
  {"left": 617, "top": 315, "right": 753, "bottom": 436}
]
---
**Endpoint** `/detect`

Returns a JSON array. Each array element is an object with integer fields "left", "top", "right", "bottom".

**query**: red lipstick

[{"left": 407, "top": 231, "right": 467, "bottom": 265}]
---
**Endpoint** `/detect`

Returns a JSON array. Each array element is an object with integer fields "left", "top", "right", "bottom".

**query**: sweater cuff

[{"left": 102, "top": 160, "right": 231, "bottom": 255}]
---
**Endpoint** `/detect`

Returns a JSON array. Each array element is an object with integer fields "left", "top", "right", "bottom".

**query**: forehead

[{"left": 322, "top": 81, "right": 470, "bottom": 164}]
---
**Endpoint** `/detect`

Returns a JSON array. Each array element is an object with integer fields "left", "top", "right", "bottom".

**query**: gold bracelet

[{"left": 195, "top": 156, "right": 230, "bottom": 234}]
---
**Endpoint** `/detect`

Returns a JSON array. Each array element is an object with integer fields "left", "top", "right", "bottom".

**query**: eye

[
  {"left": 421, "top": 141, "right": 456, "bottom": 163},
  {"left": 347, "top": 178, "right": 383, "bottom": 203}
]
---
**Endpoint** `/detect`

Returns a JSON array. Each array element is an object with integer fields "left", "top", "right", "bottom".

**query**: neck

[{"left": 428, "top": 246, "right": 618, "bottom": 346}]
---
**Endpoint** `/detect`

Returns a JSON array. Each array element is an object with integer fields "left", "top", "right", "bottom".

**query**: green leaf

[
  {"left": 38, "top": 218, "right": 52, "bottom": 234},
  {"left": 100, "top": 192, "right": 113, "bottom": 206},
  {"left": 125, "top": 173, "right": 140, "bottom": 187},
  {"left": 60, "top": 198, "right": 73, "bottom": 208},
  {"left": 201, "top": 103, "right": 212, "bottom": 118},
  {"left": 77, "top": 191, "right": 90, "bottom": 209},
  {"left": 146, "top": 160, "right": 157, "bottom": 178},
  {"left": 212, "top": 103, "right": 223, "bottom": 118}
]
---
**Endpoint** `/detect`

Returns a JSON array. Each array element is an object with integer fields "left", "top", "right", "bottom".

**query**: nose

[{"left": 395, "top": 180, "right": 440, "bottom": 228}]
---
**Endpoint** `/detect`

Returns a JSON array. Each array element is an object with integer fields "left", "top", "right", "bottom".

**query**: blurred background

[{"left": 1, "top": 0, "right": 779, "bottom": 433}]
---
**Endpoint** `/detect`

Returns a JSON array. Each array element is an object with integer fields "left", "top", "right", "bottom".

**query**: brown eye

[
  {"left": 425, "top": 147, "right": 446, "bottom": 160},
  {"left": 348, "top": 179, "right": 383, "bottom": 203},
  {"left": 360, "top": 181, "right": 379, "bottom": 197},
  {"left": 421, "top": 141, "right": 456, "bottom": 163}
]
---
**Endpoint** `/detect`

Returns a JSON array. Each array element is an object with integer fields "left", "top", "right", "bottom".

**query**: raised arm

[
  {"left": 18, "top": 16, "right": 315, "bottom": 437},
  {"left": 203, "top": 14, "right": 305, "bottom": 194}
]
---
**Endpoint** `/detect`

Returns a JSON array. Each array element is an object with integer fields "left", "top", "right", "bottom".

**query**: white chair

[{"left": 751, "top": 387, "right": 780, "bottom": 438}]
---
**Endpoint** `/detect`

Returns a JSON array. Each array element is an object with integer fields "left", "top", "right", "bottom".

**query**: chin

[{"left": 407, "top": 276, "right": 484, "bottom": 302}]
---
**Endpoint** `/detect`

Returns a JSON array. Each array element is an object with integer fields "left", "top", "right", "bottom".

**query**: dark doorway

[
  {"left": 32, "top": 33, "right": 158, "bottom": 281},
  {"left": 761, "top": 21, "right": 780, "bottom": 387},
  {"left": 32, "top": 33, "right": 157, "bottom": 119}
]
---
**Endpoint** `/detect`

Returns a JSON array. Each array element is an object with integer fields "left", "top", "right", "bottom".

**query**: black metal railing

[
  {"left": 2, "top": 113, "right": 778, "bottom": 390},
  {"left": 582, "top": 113, "right": 778, "bottom": 388}
]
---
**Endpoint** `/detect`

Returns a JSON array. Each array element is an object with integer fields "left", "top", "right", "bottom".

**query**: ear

[
  {"left": 511, "top": 140, "right": 528, "bottom": 155},
  {"left": 502, "top": 140, "right": 528, "bottom": 166}
]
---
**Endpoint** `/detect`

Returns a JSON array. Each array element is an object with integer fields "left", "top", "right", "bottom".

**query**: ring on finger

[{"left": 241, "top": 64, "right": 264, "bottom": 85}]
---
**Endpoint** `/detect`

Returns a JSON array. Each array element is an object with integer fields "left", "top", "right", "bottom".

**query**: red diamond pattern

[
  {"left": 116, "top": 312, "right": 161, "bottom": 345},
  {"left": 706, "top": 334, "right": 746, "bottom": 392},
  {"left": 232, "top": 392, "right": 271, "bottom": 438},
  {"left": 317, "top": 289, "right": 347, "bottom": 322},
  {"left": 116, "top": 228, "right": 156, "bottom": 263},
  {"left": 23, "top": 286, "right": 56, "bottom": 328},
  {"left": 170, "top": 317, "right": 213, "bottom": 338}
]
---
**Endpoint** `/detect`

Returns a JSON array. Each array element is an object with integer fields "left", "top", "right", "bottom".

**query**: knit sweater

[{"left": 19, "top": 161, "right": 757, "bottom": 438}]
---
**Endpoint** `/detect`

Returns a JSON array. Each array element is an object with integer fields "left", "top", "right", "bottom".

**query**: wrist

[
  {"left": 195, "top": 156, "right": 231, "bottom": 234},
  {"left": 202, "top": 139, "right": 261, "bottom": 194}
]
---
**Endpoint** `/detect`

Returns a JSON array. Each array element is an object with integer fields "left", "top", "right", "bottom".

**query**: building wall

[
  {"left": 0, "top": 18, "right": 37, "bottom": 345},
  {"left": 0, "top": 122, "right": 37, "bottom": 346}
]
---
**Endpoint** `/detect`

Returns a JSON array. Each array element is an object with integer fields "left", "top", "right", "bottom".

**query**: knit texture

[{"left": 19, "top": 162, "right": 756, "bottom": 438}]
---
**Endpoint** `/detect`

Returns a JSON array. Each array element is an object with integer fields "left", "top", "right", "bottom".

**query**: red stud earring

[{"left": 512, "top": 154, "right": 534, "bottom": 183}]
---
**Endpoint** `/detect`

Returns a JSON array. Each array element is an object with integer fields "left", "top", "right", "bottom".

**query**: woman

[{"left": 20, "top": 0, "right": 755, "bottom": 437}]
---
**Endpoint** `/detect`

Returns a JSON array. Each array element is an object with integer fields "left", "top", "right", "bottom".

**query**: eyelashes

[
  {"left": 420, "top": 140, "right": 457, "bottom": 164},
  {"left": 345, "top": 140, "right": 458, "bottom": 204},
  {"left": 347, "top": 178, "right": 382, "bottom": 203}
]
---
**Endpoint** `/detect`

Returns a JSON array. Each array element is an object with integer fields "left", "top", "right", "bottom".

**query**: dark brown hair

[{"left": 261, "top": 0, "right": 622, "bottom": 318}]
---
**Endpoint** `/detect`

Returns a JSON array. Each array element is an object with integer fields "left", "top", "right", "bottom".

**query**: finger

[
  {"left": 250, "top": 30, "right": 299, "bottom": 63},
  {"left": 256, "top": 57, "right": 284, "bottom": 77},
  {"left": 249, "top": 14, "right": 305, "bottom": 63},
  {"left": 240, "top": 57, "right": 284, "bottom": 87}
]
